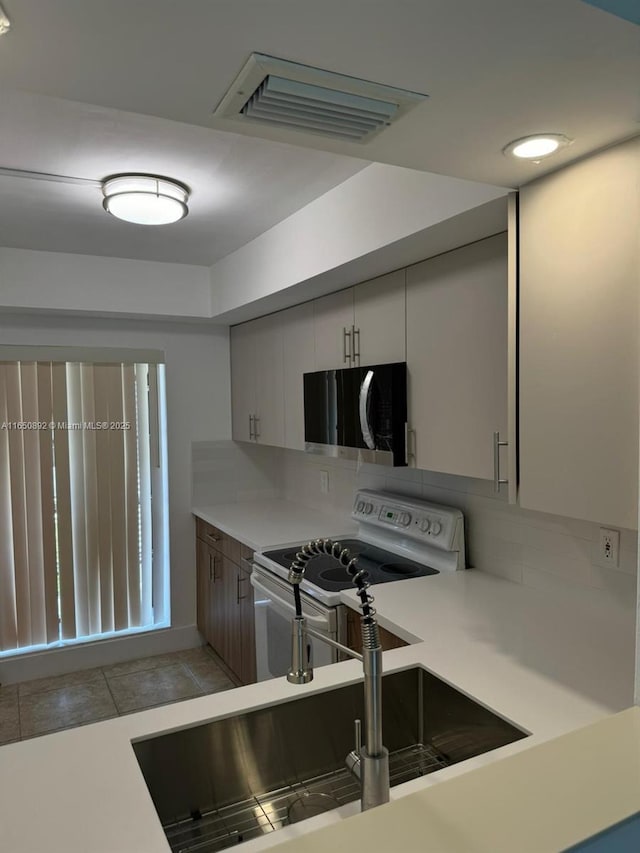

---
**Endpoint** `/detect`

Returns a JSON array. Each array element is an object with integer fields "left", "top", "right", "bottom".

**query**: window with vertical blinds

[{"left": 0, "top": 350, "right": 168, "bottom": 654}]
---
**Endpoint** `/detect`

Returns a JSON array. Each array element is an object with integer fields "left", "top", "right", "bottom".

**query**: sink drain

[{"left": 287, "top": 792, "right": 340, "bottom": 824}]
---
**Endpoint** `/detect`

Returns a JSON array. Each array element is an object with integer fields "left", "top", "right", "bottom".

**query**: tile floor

[{"left": 0, "top": 645, "right": 236, "bottom": 744}]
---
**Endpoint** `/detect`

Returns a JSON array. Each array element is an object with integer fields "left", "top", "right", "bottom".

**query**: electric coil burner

[{"left": 261, "top": 539, "right": 438, "bottom": 592}]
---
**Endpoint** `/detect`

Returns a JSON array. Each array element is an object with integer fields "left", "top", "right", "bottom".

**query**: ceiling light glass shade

[
  {"left": 102, "top": 175, "right": 189, "bottom": 225},
  {"left": 0, "top": 3, "right": 10, "bottom": 34},
  {"left": 503, "top": 134, "right": 571, "bottom": 161}
]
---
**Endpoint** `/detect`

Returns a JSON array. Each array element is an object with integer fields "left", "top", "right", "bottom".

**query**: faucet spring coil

[
  {"left": 291, "top": 538, "right": 377, "bottom": 619},
  {"left": 361, "top": 617, "right": 380, "bottom": 651}
]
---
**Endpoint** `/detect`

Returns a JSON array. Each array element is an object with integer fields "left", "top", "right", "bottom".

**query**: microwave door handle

[
  {"left": 359, "top": 369, "right": 376, "bottom": 450},
  {"left": 250, "top": 574, "right": 330, "bottom": 630}
]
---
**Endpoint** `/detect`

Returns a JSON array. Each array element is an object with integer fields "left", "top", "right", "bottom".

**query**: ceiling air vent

[{"left": 214, "top": 54, "right": 428, "bottom": 143}]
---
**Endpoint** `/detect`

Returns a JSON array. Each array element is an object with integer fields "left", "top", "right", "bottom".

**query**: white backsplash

[
  {"left": 193, "top": 442, "right": 638, "bottom": 605},
  {"left": 192, "top": 440, "right": 283, "bottom": 505}
]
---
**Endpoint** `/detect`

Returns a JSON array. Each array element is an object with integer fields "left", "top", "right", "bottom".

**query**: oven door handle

[
  {"left": 250, "top": 574, "right": 331, "bottom": 631},
  {"left": 359, "top": 369, "right": 376, "bottom": 450}
]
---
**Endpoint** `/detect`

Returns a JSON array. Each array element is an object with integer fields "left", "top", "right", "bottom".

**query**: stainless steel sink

[{"left": 133, "top": 666, "right": 527, "bottom": 853}]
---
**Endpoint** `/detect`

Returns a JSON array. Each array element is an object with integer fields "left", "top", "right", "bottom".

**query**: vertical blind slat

[
  {"left": 108, "top": 366, "right": 128, "bottom": 631},
  {"left": 0, "top": 366, "right": 18, "bottom": 651},
  {"left": 122, "top": 365, "right": 141, "bottom": 626},
  {"left": 55, "top": 363, "right": 78, "bottom": 640},
  {"left": 136, "top": 364, "right": 154, "bottom": 627},
  {"left": 36, "top": 363, "right": 58, "bottom": 644},
  {"left": 80, "top": 363, "right": 101, "bottom": 636},
  {"left": 20, "top": 363, "right": 48, "bottom": 646},
  {"left": 5, "top": 364, "right": 33, "bottom": 647},
  {"left": 92, "top": 366, "right": 114, "bottom": 634}
]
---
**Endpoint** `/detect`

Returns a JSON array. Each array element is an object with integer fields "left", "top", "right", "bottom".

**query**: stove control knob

[
  {"left": 399, "top": 512, "right": 411, "bottom": 526},
  {"left": 430, "top": 520, "right": 442, "bottom": 536},
  {"left": 356, "top": 501, "right": 365, "bottom": 513},
  {"left": 419, "top": 518, "right": 430, "bottom": 533},
  {"left": 364, "top": 503, "right": 374, "bottom": 515}
]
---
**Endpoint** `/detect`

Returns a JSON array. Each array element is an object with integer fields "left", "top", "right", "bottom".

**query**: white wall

[
  {"left": 209, "top": 163, "right": 508, "bottom": 318},
  {"left": 273, "top": 449, "right": 638, "bottom": 608},
  {"left": 0, "top": 312, "right": 230, "bottom": 681},
  {"left": 0, "top": 247, "right": 212, "bottom": 318}
]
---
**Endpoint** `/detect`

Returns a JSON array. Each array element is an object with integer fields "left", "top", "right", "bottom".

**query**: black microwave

[{"left": 303, "top": 362, "right": 407, "bottom": 467}]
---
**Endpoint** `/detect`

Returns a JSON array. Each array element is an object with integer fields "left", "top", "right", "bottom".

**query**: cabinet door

[
  {"left": 196, "top": 538, "right": 210, "bottom": 640},
  {"left": 219, "top": 557, "right": 241, "bottom": 679},
  {"left": 238, "top": 563, "right": 256, "bottom": 684},
  {"left": 313, "top": 289, "right": 354, "bottom": 370},
  {"left": 230, "top": 322, "right": 256, "bottom": 442},
  {"left": 282, "top": 301, "right": 315, "bottom": 450},
  {"left": 253, "top": 313, "right": 285, "bottom": 447},
  {"left": 406, "top": 233, "right": 508, "bottom": 480},
  {"left": 519, "top": 137, "right": 639, "bottom": 527},
  {"left": 353, "top": 270, "right": 406, "bottom": 365},
  {"left": 209, "top": 550, "right": 228, "bottom": 660}
]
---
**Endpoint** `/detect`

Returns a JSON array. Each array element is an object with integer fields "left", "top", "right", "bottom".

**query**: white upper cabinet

[
  {"left": 230, "top": 321, "right": 256, "bottom": 443},
  {"left": 253, "top": 313, "right": 285, "bottom": 448},
  {"left": 282, "top": 301, "right": 315, "bottom": 451},
  {"left": 313, "top": 289, "right": 355, "bottom": 370},
  {"left": 353, "top": 270, "right": 406, "bottom": 366},
  {"left": 230, "top": 314, "right": 285, "bottom": 447},
  {"left": 406, "top": 234, "right": 508, "bottom": 481},
  {"left": 518, "top": 137, "right": 639, "bottom": 528}
]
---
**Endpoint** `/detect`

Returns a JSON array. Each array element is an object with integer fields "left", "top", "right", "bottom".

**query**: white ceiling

[
  {"left": 0, "top": 0, "right": 637, "bottom": 265},
  {"left": 0, "top": 91, "right": 367, "bottom": 265}
]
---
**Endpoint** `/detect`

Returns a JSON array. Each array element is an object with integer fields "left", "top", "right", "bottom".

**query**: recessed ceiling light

[
  {"left": 503, "top": 134, "right": 572, "bottom": 162},
  {"left": 102, "top": 174, "right": 189, "bottom": 225},
  {"left": 0, "top": 3, "right": 11, "bottom": 34}
]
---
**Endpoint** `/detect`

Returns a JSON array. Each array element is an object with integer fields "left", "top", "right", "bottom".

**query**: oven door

[{"left": 250, "top": 567, "right": 338, "bottom": 682}]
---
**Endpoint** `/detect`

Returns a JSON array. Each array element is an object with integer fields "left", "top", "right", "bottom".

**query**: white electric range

[{"left": 250, "top": 489, "right": 465, "bottom": 681}]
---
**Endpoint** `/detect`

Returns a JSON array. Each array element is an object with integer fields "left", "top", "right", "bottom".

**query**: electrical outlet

[
  {"left": 599, "top": 527, "right": 620, "bottom": 567},
  {"left": 320, "top": 470, "right": 329, "bottom": 494}
]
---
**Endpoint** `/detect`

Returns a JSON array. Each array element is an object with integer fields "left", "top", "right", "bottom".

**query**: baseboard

[{"left": 0, "top": 624, "right": 202, "bottom": 686}]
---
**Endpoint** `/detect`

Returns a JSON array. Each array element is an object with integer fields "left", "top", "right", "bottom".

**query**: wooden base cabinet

[{"left": 195, "top": 519, "right": 256, "bottom": 685}]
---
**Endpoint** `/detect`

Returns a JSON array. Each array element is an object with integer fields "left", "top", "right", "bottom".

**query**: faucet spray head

[{"left": 287, "top": 616, "right": 313, "bottom": 684}]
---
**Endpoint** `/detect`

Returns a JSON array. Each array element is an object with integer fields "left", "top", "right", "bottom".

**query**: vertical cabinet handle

[
  {"left": 493, "top": 431, "right": 509, "bottom": 493},
  {"left": 405, "top": 425, "right": 416, "bottom": 464},
  {"left": 212, "top": 555, "right": 221, "bottom": 582},
  {"left": 248, "top": 414, "right": 254, "bottom": 440},
  {"left": 352, "top": 325, "right": 360, "bottom": 365},
  {"left": 208, "top": 553, "right": 213, "bottom": 581},
  {"left": 343, "top": 327, "right": 352, "bottom": 363},
  {"left": 253, "top": 415, "right": 260, "bottom": 439},
  {"left": 236, "top": 573, "right": 247, "bottom": 603}
]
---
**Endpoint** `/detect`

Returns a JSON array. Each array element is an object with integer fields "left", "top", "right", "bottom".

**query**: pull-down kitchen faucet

[{"left": 286, "top": 539, "right": 390, "bottom": 812}]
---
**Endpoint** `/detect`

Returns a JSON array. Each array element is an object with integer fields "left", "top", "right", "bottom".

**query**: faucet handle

[{"left": 354, "top": 718, "right": 362, "bottom": 754}]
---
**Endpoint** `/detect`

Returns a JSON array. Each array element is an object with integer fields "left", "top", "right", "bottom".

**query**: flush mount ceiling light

[
  {"left": 102, "top": 175, "right": 189, "bottom": 225},
  {"left": 503, "top": 134, "right": 572, "bottom": 162},
  {"left": 0, "top": 3, "right": 11, "bottom": 34}
]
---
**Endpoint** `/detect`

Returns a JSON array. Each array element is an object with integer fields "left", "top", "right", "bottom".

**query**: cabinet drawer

[
  {"left": 195, "top": 518, "right": 241, "bottom": 563},
  {"left": 240, "top": 543, "right": 254, "bottom": 567}
]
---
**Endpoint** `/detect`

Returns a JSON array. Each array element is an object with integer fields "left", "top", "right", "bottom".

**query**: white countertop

[
  {"left": 0, "top": 500, "right": 635, "bottom": 853},
  {"left": 192, "top": 500, "right": 358, "bottom": 552},
  {"left": 269, "top": 706, "right": 640, "bottom": 853}
]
